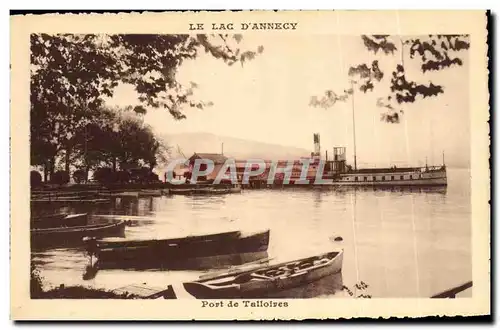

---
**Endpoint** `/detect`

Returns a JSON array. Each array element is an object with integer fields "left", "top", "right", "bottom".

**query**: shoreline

[{"left": 31, "top": 284, "right": 140, "bottom": 299}]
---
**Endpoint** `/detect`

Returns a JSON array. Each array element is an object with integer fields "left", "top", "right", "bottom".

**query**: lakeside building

[{"left": 182, "top": 152, "right": 323, "bottom": 184}]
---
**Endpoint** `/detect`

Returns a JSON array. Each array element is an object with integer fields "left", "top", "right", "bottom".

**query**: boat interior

[
  {"left": 32, "top": 221, "right": 122, "bottom": 233},
  {"left": 200, "top": 251, "right": 340, "bottom": 287},
  {"left": 95, "top": 230, "right": 242, "bottom": 247}
]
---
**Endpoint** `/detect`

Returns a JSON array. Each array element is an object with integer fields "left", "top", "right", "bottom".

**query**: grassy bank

[
  {"left": 31, "top": 284, "right": 140, "bottom": 299},
  {"left": 31, "top": 261, "right": 138, "bottom": 299}
]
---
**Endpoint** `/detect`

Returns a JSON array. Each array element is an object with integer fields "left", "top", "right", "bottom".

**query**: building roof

[{"left": 189, "top": 153, "right": 228, "bottom": 165}]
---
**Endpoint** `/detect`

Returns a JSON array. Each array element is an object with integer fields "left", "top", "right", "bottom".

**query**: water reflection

[{"left": 31, "top": 170, "right": 470, "bottom": 298}]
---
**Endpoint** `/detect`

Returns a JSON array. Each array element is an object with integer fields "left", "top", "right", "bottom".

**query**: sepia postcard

[{"left": 10, "top": 10, "right": 490, "bottom": 320}]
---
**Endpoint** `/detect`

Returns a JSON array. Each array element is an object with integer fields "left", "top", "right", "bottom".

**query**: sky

[{"left": 106, "top": 35, "right": 470, "bottom": 168}]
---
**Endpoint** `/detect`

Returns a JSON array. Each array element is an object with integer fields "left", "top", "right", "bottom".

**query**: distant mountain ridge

[
  {"left": 162, "top": 132, "right": 312, "bottom": 161},
  {"left": 160, "top": 132, "right": 469, "bottom": 170}
]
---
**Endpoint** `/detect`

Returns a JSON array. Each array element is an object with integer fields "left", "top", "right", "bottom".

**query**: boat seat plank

[
  {"left": 250, "top": 273, "right": 274, "bottom": 280},
  {"left": 112, "top": 284, "right": 174, "bottom": 299}
]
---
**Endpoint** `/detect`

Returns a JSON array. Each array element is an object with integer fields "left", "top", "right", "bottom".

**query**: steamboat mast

[{"left": 350, "top": 80, "right": 358, "bottom": 171}]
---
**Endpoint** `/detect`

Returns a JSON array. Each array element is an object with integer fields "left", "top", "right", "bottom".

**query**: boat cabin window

[
  {"left": 364, "top": 177, "right": 367, "bottom": 182},
  {"left": 400, "top": 175, "right": 404, "bottom": 180},
  {"left": 382, "top": 176, "right": 385, "bottom": 181},
  {"left": 391, "top": 176, "right": 394, "bottom": 180},
  {"left": 354, "top": 177, "right": 358, "bottom": 181},
  {"left": 373, "top": 176, "right": 376, "bottom": 181}
]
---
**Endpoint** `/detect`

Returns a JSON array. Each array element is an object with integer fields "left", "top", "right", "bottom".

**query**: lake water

[{"left": 31, "top": 168, "right": 472, "bottom": 298}]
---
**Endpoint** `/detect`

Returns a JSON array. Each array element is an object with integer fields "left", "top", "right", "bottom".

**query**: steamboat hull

[
  {"left": 331, "top": 177, "right": 447, "bottom": 186},
  {"left": 326, "top": 166, "right": 447, "bottom": 187}
]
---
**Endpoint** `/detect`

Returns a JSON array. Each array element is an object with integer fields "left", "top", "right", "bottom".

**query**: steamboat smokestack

[{"left": 313, "top": 133, "right": 321, "bottom": 159}]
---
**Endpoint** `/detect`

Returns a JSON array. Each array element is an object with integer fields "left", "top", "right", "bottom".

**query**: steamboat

[
  {"left": 175, "top": 84, "right": 447, "bottom": 187},
  {"left": 324, "top": 146, "right": 447, "bottom": 186},
  {"left": 306, "top": 79, "right": 447, "bottom": 187},
  {"left": 247, "top": 138, "right": 447, "bottom": 187}
]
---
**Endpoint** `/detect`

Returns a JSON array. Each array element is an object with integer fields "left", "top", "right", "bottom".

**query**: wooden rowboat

[
  {"left": 169, "top": 187, "right": 196, "bottom": 195},
  {"left": 138, "top": 189, "right": 162, "bottom": 197},
  {"left": 31, "top": 213, "right": 89, "bottom": 229},
  {"left": 91, "top": 230, "right": 241, "bottom": 249},
  {"left": 183, "top": 249, "right": 343, "bottom": 299},
  {"left": 86, "top": 229, "right": 270, "bottom": 270},
  {"left": 431, "top": 281, "right": 473, "bottom": 298},
  {"left": 230, "top": 185, "right": 242, "bottom": 193},
  {"left": 31, "top": 221, "right": 126, "bottom": 250},
  {"left": 169, "top": 187, "right": 232, "bottom": 195},
  {"left": 207, "top": 188, "right": 231, "bottom": 194}
]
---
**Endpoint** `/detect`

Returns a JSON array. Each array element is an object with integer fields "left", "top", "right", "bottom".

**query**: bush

[
  {"left": 93, "top": 168, "right": 115, "bottom": 185},
  {"left": 30, "top": 260, "right": 44, "bottom": 298},
  {"left": 31, "top": 261, "right": 141, "bottom": 299},
  {"left": 148, "top": 172, "right": 159, "bottom": 182},
  {"left": 129, "top": 167, "right": 146, "bottom": 183},
  {"left": 50, "top": 171, "right": 70, "bottom": 185},
  {"left": 30, "top": 170, "right": 42, "bottom": 187},
  {"left": 130, "top": 168, "right": 160, "bottom": 183},
  {"left": 35, "top": 285, "right": 141, "bottom": 299},
  {"left": 73, "top": 169, "right": 87, "bottom": 184},
  {"left": 116, "top": 170, "right": 131, "bottom": 183}
]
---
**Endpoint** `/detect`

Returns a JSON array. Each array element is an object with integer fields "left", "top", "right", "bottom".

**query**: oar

[{"left": 82, "top": 253, "right": 100, "bottom": 281}]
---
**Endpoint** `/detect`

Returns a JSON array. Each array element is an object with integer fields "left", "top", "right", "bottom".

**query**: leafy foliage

[
  {"left": 72, "top": 169, "right": 86, "bottom": 184},
  {"left": 390, "top": 64, "right": 444, "bottom": 103},
  {"left": 93, "top": 168, "right": 115, "bottom": 185},
  {"left": 342, "top": 281, "right": 372, "bottom": 298},
  {"left": 407, "top": 35, "right": 470, "bottom": 72},
  {"left": 309, "top": 88, "right": 352, "bottom": 109},
  {"left": 361, "top": 35, "right": 397, "bottom": 55},
  {"left": 348, "top": 60, "right": 384, "bottom": 93},
  {"left": 69, "top": 105, "right": 169, "bottom": 180},
  {"left": 30, "top": 170, "right": 42, "bottom": 187},
  {"left": 116, "top": 170, "right": 131, "bottom": 183},
  {"left": 310, "top": 35, "right": 469, "bottom": 123},
  {"left": 30, "top": 33, "right": 260, "bottom": 177},
  {"left": 30, "top": 260, "right": 44, "bottom": 297},
  {"left": 50, "top": 170, "right": 70, "bottom": 185},
  {"left": 33, "top": 285, "right": 142, "bottom": 299}
]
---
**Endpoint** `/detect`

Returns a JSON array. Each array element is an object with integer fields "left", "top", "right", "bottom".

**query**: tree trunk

[
  {"left": 48, "top": 156, "right": 55, "bottom": 182},
  {"left": 65, "top": 146, "right": 71, "bottom": 174},
  {"left": 43, "top": 162, "right": 48, "bottom": 182},
  {"left": 85, "top": 165, "right": 90, "bottom": 183},
  {"left": 112, "top": 157, "right": 117, "bottom": 172}
]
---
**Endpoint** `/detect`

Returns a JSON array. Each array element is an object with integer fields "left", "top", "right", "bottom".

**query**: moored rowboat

[
  {"left": 183, "top": 249, "right": 343, "bottom": 299},
  {"left": 138, "top": 189, "right": 162, "bottom": 197},
  {"left": 169, "top": 188, "right": 196, "bottom": 195},
  {"left": 229, "top": 185, "right": 242, "bottom": 193},
  {"left": 169, "top": 187, "right": 232, "bottom": 195},
  {"left": 31, "top": 221, "right": 126, "bottom": 249},
  {"left": 31, "top": 213, "right": 89, "bottom": 229},
  {"left": 86, "top": 229, "right": 270, "bottom": 270},
  {"left": 91, "top": 230, "right": 241, "bottom": 249}
]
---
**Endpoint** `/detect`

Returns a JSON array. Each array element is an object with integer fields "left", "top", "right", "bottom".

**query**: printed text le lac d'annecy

[
  {"left": 189, "top": 22, "right": 298, "bottom": 31},
  {"left": 202, "top": 300, "right": 289, "bottom": 308}
]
